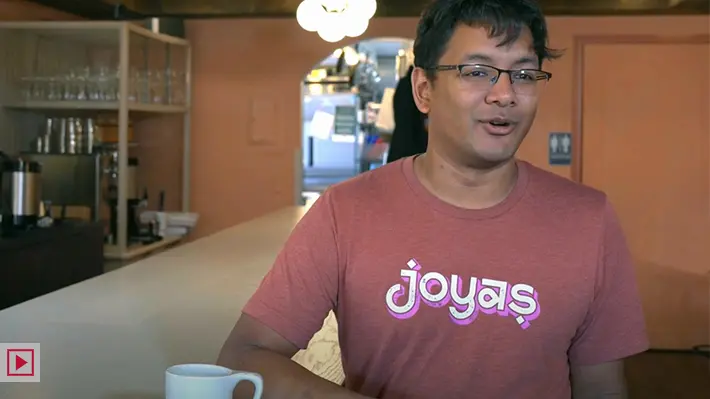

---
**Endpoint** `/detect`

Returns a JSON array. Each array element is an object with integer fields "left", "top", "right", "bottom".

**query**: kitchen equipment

[
  {"left": 104, "top": 154, "right": 141, "bottom": 244},
  {"left": 20, "top": 153, "right": 101, "bottom": 222},
  {"left": 165, "top": 364, "right": 263, "bottom": 399},
  {"left": 101, "top": 150, "right": 139, "bottom": 201},
  {"left": 0, "top": 153, "right": 42, "bottom": 230},
  {"left": 34, "top": 117, "right": 97, "bottom": 154},
  {"left": 64, "top": 117, "right": 94, "bottom": 154},
  {"left": 139, "top": 210, "right": 198, "bottom": 238}
]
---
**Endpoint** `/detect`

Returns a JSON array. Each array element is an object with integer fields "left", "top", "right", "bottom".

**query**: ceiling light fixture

[{"left": 296, "top": 0, "right": 377, "bottom": 43}]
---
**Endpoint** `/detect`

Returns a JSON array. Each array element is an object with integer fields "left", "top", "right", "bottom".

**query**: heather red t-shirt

[{"left": 242, "top": 156, "right": 649, "bottom": 399}]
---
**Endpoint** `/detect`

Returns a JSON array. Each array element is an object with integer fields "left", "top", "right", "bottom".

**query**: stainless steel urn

[{"left": 0, "top": 156, "right": 42, "bottom": 229}]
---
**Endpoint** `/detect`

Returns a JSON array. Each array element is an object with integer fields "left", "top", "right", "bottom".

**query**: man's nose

[{"left": 485, "top": 72, "right": 516, "bottom": 106}]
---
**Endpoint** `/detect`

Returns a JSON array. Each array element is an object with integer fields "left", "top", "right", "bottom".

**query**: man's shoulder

[
  {"left": 326, "top": 160, "right": 407, "bottom": 201},
  {"left": 523, "top": 161, "right": 608, "bottom": 211},
  {"left": 310, "top": 160, "right": 409, "bottom": 225}
]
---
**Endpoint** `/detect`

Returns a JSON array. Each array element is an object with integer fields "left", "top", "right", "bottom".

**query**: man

[{"left": 217, "top": 0, "right": 650, "bottom": 398}]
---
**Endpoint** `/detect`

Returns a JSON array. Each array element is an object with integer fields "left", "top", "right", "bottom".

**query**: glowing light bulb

[
  {"left": 317, "top": 12, "right": 345, "bottom": 43},
  {"left": 318, "top": 26, "right": 345, "bottom": 42},
  {"left": 296, "top": 0, "right": 374, "bottom": 42},
  {"left": 363, "top": 0, "right": 377, "bottom": 19},
  {"left": 344, "top": 16, "right": 368, "bottom": 38},
  {"left": 342, "top": 46, "right": 360, "bottom": 65},
  {"left": 296, "top": 0, "right": 325, "bottom": 32},
  {"left": 348, "top": 0, "right": 377, "bottom": 20},
  {"left": 322, "top": 0, "right": 348, "bottom": 12}
]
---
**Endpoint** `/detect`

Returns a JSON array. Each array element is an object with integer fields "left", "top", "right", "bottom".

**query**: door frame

[{"left": 571, "top": 34, "right": 710, "bottom": 183}]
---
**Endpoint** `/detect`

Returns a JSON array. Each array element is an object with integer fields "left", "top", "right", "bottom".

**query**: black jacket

[{"left": 386, "top": 66, "right": 428, "bottom": 163}]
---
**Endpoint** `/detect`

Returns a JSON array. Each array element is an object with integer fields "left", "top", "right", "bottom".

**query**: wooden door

[{"left": 580, "top": 38, "right": 710, "bottom": 349}]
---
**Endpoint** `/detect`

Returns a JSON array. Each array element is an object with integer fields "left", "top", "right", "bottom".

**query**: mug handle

[{"left": 228, "top": 371, "right": 263, "bottom": 399}]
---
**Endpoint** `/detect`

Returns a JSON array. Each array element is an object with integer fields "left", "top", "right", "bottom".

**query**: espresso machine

[
  {"left": 0, "top": 151, "right": 43, "bottom": 232},
  {"left": 102, "top": 149, "right": 142, "bottom": 245}
]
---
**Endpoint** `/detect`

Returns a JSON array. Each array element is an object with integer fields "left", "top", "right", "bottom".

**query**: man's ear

[{"left": 411, "top": 67, "right": 432, "bottom": 115}]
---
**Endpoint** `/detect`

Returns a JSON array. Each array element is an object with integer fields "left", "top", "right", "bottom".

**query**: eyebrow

[
  {"left": 462, "top": 53, "right": 539, "bottom": 68},
  {"left": 462, "top": 53, "right": 494, "bottom": 63}
]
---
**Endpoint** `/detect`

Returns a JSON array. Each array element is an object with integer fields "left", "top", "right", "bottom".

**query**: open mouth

[{"left": 481, "top": 118, "right": 516, "bottom": 135}]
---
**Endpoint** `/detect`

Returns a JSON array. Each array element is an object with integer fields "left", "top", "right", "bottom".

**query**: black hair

[{"left": 413, "top": 0, "right": 563, "bottom": 79}]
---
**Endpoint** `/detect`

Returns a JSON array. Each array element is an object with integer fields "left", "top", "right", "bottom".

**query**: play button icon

[
  {"left": 14, "top": 354, "right": 28, "bottom": 370},
  {"left": 4, "top": 347, "right": 36, "bottom": 378},
  {"left": 1, "top": 343, "right": 40, "bottom": 382}
]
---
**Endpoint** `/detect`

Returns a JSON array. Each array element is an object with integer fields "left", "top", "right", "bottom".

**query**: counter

[
  {"left": 0, "top": 206, "right": 311, "bottom": 399},
  {"left": 0, "top": 221, "right": 104, "bottom": 311},
  {"left": 1, "top": 204, "right": 705, "bottom": 398}
]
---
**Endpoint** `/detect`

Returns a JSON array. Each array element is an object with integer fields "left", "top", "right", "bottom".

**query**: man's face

[{"left": 412, "top": 25, "right": 543, "bottom": 168}]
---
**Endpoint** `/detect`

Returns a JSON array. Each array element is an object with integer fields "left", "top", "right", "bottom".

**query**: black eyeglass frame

[{"left": 424, "top": 64, "right": 553, "bottom": 84}]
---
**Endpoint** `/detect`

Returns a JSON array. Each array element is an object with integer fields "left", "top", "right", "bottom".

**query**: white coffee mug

[{"left": 165, "top": 363, "right": 263, "bottom": 399}]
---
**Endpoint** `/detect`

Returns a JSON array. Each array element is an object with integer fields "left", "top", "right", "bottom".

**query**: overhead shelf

[
  {"left": 4, "top": 101, "right": 189, "bottom": 114},
  {"left": 0, "top": 21, "right": 189, "bottom": 46}
]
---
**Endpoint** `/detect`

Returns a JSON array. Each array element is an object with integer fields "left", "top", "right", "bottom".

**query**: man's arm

[
  {"left": 571, "top": 360, "right": 627, "bottom": 399},
  {"left": 217, "top": 190, "right": 373, "bottom": 399},
  {"left": 568, "top": 199, "right": 649, "bottom": 398},
  {"left": 217, "top": 314, "right": 371, "bottom": 399}
]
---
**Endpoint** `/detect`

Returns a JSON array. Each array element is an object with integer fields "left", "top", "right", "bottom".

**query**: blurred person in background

[{"left": 386, "top": 65, "right": 428, "bottom": 163}]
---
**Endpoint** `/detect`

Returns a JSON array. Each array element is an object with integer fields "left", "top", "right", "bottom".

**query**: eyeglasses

[{"left": 427, "top": 64, "right": 552, "bottom": 95}]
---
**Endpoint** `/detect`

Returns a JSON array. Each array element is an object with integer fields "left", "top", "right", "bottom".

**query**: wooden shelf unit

[{"left": 0, "top": 21, "right": 192, "bottom": 260}]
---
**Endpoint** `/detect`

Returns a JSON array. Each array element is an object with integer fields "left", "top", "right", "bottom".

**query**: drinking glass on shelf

[
  {"left": 96, "top": 66, "right": 113, "bottom": 101},
  {"left": 19, "top": 76, "right": 34, "bottom": 101},
  {"left": 108, "top": 67, "right": 119, "bottom": 101},
  {"left": 117, "top": 66, "right": 139, "bottom": 102},
  {"left": 87, "top": 68, "right": 101, "bottom": 101},
  {"left": 150, "top": 70, "right": 165, "bottom": 104},
  {"left": 46, "top": 77, "right": 62, "bottom": 101},
  {"left": 135, "top": 69, "right": 150, "bottom": 103},
  {"left": 33, "top": 77, "right": 48, "bottom": 101},
  {"left": 168, "top": 70, "right": 186, "bottom": 105},
  {"left": 61, "top": 70, "right": 77, "bottom": 101},
  {"left": 61, "top": 68, "right": 91, "bottom": 102},
  {"left": 127, "top": 67, "right": 139, "bottom": 102},
  {"left": 75, "top": 67, "right": 90, "bottom": 101}
]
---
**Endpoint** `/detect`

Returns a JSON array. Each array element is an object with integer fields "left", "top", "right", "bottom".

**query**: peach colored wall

[
  {"left": 186, "top": 15, "right": 709, "bottom": 238},
  {"left": 133, "top": 115, "right": 185, "bottom": 212}
]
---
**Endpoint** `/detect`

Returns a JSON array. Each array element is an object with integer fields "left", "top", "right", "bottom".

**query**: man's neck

[{"left": 413, "top": 151, "right": 519, "bottom": 210}]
